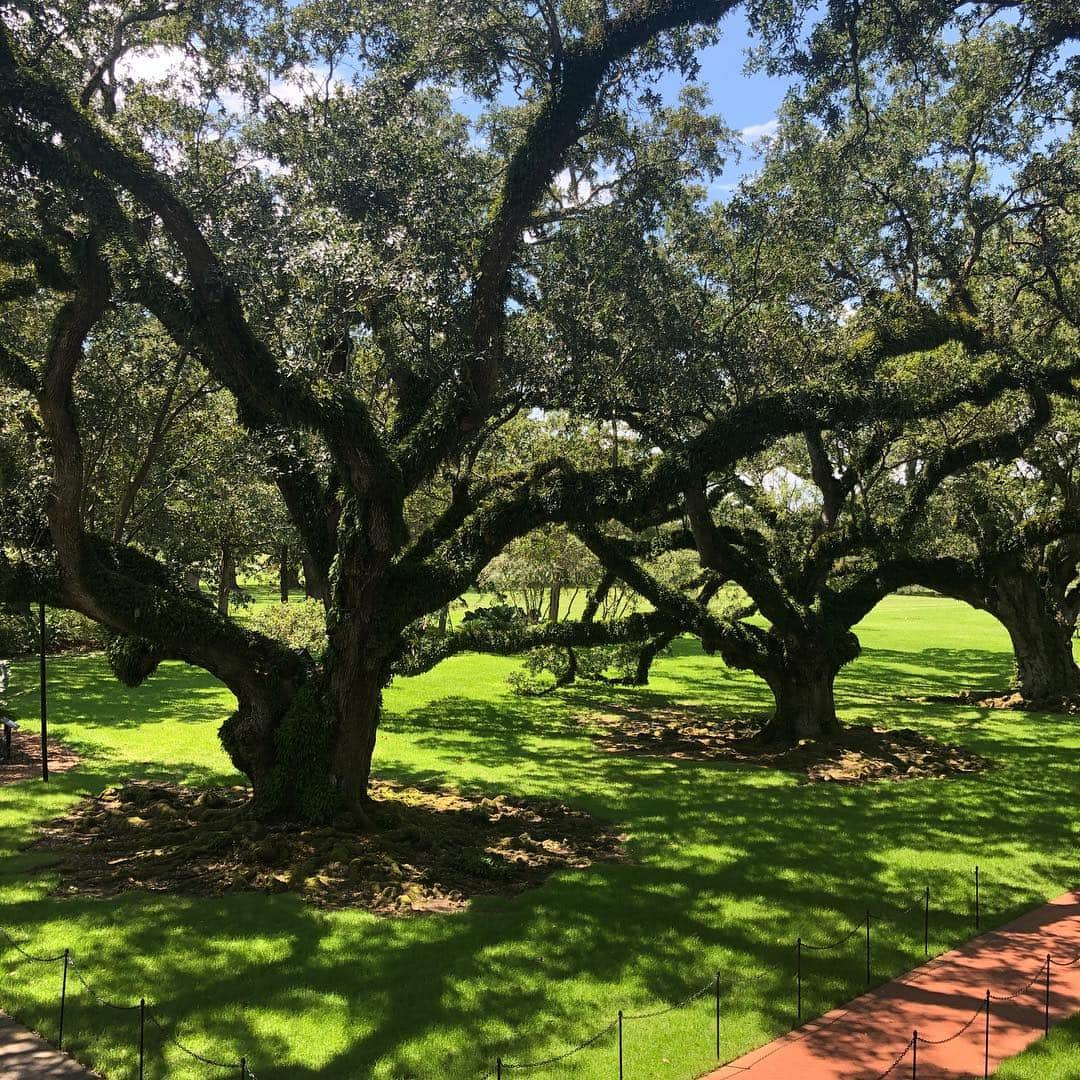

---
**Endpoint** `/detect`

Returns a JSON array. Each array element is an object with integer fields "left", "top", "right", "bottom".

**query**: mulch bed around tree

[
  {"left": 911, "top": 689, "right": 1080, "bottom": 713},
  {"left": 583, "top": 705, "right": 991, "bottom": 783},
  {"left": 31, "top": 780, "right": 626, "bottom": 914},
  {"left": 0, "top": 729, "right": 80, "bottom": 784}
]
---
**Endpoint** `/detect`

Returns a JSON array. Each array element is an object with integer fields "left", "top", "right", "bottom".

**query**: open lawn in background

[{"left": 0, "top": 594, "right": 1077, "bottom": 1078}]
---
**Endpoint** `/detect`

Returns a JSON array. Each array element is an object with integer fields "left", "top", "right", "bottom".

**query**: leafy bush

[
  {"left": 461, "top": 604, "right": 526, "bottom": 628},
  {"left": 247, "top": 600, "right": 326, "bottom": 656},
  {"left": 508, "top": 640, "right": 670, "bottom": 695},
  {"left": 0, "top": 607, "right": 106, "bottom": 657},
  {"left": 507, "top": 646, "right": 574, "bottom": 695}
]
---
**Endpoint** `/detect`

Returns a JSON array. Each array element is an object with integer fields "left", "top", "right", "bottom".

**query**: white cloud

[
  {"left": 115, "top": 50, "right": 341, "bottom": 116},
  {"left": 267, "top": 64, "right": 346, "bottom": 107},
  {"left": 739, "top": 118, "right": 779, "bottom": 144},
  {"left": 116, "top": 45, "right": 203, "bottom": 101},
  {"left": 552, "top": 166, "right": 617, "bottom": 209}
]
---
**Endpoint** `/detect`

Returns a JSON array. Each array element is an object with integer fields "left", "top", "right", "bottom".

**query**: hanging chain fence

[
  {"left": 917, "top": 999, "right": 987, "bottom": 1045},
  {"left": 801, "top": 922, "right": 864, "bottom": 952},
  {"left": 0, "top": 925, "right": 67, "bottom": 964},
  {"left": 3, "top": 867, "right": 1078, "bottom": 1079},
  {"left": 499, "top": 1018, "right": 617, "bottom": 1072},
  {"left": 621, "top": 978, "right": 714, "bottom": 1020},
  {"left": 146, "top": 1012, "right": 246, "bottom": 1072},
  {"left": 870, "top": 1033, "right": 915, "bottom": 1080},
  {"left": 988, "top": 959, "right": 1049, "bottom": 1003}
]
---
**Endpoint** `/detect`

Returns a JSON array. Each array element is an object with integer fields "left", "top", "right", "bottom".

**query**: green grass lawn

[{"left": 0, "top": 595, "right": 1077, "bottom": 1078}]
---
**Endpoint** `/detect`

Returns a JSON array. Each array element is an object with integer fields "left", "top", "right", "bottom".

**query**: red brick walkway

[
  {"left": 704, "top": 890, "right": 1080, "bottom": 1079},
  {"left": 0, "top": 1012, "right": 96, "bottom": 1078}
]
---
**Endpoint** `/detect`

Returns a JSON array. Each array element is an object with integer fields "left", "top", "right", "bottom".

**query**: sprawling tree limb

[
  {"left": 396, "top": 0, "right": 743, "bottom": 485},
  {"left": 395, "top": 609, "right": 683, "bottom": 676},
  {"left": 0, "top": 27, "right": 398, "bottom": 515}
]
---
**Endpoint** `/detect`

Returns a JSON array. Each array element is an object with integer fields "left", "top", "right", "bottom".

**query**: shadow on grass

[{"left": 0, "top": 623, "right": 1076, "bottom": 1078}]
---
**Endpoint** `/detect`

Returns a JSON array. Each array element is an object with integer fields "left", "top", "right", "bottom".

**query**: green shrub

[
  {"left": 0, "top": 607, "right": 105, "bottom": 657},
  {"left": 247, "top": 599, "right": 326, "bottom": 656}
]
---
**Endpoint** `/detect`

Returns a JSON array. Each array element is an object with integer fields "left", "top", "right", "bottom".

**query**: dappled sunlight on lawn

[{"left": 0, "top": 596, "right": 1077, "bottom": 1078}]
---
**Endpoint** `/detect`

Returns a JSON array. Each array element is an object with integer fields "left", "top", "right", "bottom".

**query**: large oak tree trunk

[
  {"left": 756, "top": 629, "right": 858, "bottom": 744},
  {"left": 992, "top": 567, "right": 1080, "bottom": 706},
  {"left": 764, "top": 663, "right": 841, "bottom": 741},
  {"left": 220, "top": 656, "right": 387, "bottom": 824},
  {"left": 328, "top": 662, "right": 383, "bottom": 812}
]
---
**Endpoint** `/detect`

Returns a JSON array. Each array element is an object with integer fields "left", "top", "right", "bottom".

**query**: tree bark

[
  {"left": 756, "top": 630, "right": 856, "bottom": 743},
  {"left": 324, "top": 612, "right": 394, "bottom": 813},
  {"left": 329, "top": 670, "right": 383, "bottom": 812},
  {"left": 279, "top": 543, "right": 290, "bottom": 603},
  {"left": 216, "top": 542, "right": 236, "bottom": 617},
  {"left": 630, "top": 633, "right": 674, "bottom": 685},
  {"left": 301, "top": 552, "right": 326, "bottom": 602},
  {"left": 763, "top": 662, "right": 842, "bottom": 742},
  {"left": 990, "top": 564, "right": 1080, "bottom": 705},
  {"left": 548, "top": 585, "right": 561, "bottom": 623}
]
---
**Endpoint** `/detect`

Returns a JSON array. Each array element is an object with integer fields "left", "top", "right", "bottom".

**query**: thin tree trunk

[
  {"left": 111, "top": 353, "right": 187, "bottom": 545},
  {"left": 631, "top": 633, "right": 674, "bottom": 685},
  {"left": 279, "top": 543, "right": 290, "bottom": 603},
  {"left": 217, "top": 542, "right": 235, "bottom": 617},
  {"left": 548, "top": 585, "right": 561, "bottom": 623},
  {"left": 301, "top": 552, "right": 327, "bottom": 602}
]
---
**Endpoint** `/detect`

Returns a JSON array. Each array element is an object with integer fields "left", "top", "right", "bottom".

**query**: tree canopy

[{"left": 0, "top": 0, "right": 1076, "bottom": 821}]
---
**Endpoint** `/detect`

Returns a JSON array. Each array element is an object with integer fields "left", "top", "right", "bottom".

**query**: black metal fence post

[
  {"left": 58, "top": 948, "right": 69, "bottom": 1050},
  {"left": 984, "top": 990, "right": 989, "bottom": 1078},
  {"left": 975, "top": 866, "right": 980, "bottom": 930},
  {"left": 240, "top": 1058, "right": 248, "bottom": 1080},
  {"left": 1045, "top": 954, "right": 1051, "bottom": 1036},
  {"left": 497, "top": 1057, "right": 502, "bottom": 1080},
  {"left": 138, "top": 997, "right": 145, "bottom": 1080},
  {"left": 39, "top": 601, "right": 48, "bottom": 782},
  {"left": 865, "top": 909, "right": 871, "bottom": 986},
  {"left": 912, "top": 1030, "right": 918, "bottom": 1079},
  {"left": 618, "top": 1010, "right": 623, "bottom": 1080},
  {"left": 796, "top": 938, "right": 802, "bottom": 1021},
  {"left": 924, "top": 887, "right": 930, "bottom": 957},
  {"left": 714, "top": 970, "right": 721, "bottom": 1059}
]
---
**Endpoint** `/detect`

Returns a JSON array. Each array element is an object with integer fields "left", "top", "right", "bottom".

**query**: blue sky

[
  {"left": 661, "top": 10, "right": 795, "bottom": 189},
  {"left": 677, "top": 12, "right": 791, "bottom": 131}
]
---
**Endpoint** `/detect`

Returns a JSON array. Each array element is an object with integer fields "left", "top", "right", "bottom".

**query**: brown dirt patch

[
  {"left": 31, "top": 779, "right": 625, "bottom": 915},
  {"left": 0, "top": 729, "right": 79, "bottom": 784},
  {"left": 584, "top": 705, "right": 991, "bottom": 783}
]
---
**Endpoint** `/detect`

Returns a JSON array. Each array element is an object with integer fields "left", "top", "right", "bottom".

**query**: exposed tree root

[{"left": 32, "top": 779, "right": 626, "bottom": 914}]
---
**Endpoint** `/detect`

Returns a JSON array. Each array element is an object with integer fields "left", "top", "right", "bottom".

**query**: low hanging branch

[{"left": 394, "top": 609, "right": 684, "bottom": 677}]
